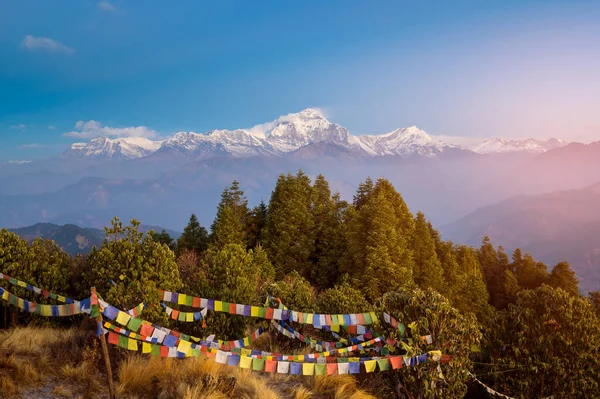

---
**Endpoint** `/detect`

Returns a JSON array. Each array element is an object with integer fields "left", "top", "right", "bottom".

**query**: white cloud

[
  {"left": 1, "top": 160, "right": 31, "bottom": 165},
  {"left": 21, "top": 35, "right": 74, "bottom": 54},
  {"left": 63, "top": 120, "right": 159, "bottom": 139},
  {"left": 247, "top": 107, "right": 328, "bottom": 137},
  {"left": 98, "top": 0, "right": 117, "bottom": 12},
  {"left": 10, "top": 124, "right": 26, "bottom": 130},
  {"left": 18, "top": 143, "right": 44, "bottom": 149}
]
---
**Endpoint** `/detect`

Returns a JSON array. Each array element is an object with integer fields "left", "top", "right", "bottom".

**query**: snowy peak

[
  {"left": 472, "top": 138, "right": 568, "bottom": 154},
  {"left": 62, "top": 137, "right": 163, "bottom": 160},
  {"left": 358, "top": 126, "right": 449, "bottom": 156},
  {"left": 262, "top": 108, "right": 369, "bottom": 153}
]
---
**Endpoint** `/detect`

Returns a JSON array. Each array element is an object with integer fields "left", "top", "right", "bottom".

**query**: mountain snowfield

[{"left": 61, "top": 108, "right": 568, "bottom": 161}]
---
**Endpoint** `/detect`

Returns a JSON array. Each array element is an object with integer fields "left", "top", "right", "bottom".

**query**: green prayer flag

[
  {"left": 258, "top": 307, "right": 267, "bottom": 318},
  {"left": 185, "top": 295, "right": 193, "bottom": 307},
  {"left": 127, "top": 317, "right": 143, "bottom": 333},
  {"left": 363, "top": 312, "right": 372, "bottom": 325},
  {"left": 315, "top": 363, "right": 327, "bottom": 376},
  {"left": 178, "top": 312, "right": 186, "bottom": 322},
  {"left": 222, "top": 302, "right": 230, "bottom": 313},
  {"left": 377, "top": 359, "right": 391, "bottom": 371},
  {"left": 118, "top": 335, "right": 128, "bottom": 349},
  {"left": 252, "top": 358, "right": 265, "bottom": 371},
  {"left": 398, "top": 323, "right": 406, "bottom": 336},
  {"left": 151, "top": 345, "right": 161, "bottom": 357}
]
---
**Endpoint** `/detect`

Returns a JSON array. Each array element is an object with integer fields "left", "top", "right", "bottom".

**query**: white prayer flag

[{"left": 277, "top": 361, "right": 290, "bottom": 374}]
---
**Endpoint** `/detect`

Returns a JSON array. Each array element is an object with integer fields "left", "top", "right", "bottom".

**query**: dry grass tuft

[
  {"left": 0, "top": 375, "right": 19, "bottom": 397},
  {"left": 52, "top": 385, "right": 73, "bottom": 398},
  {"left": 311, "top": 374, "right": 358, "bottom": 397},
  {"left": 0, "top": 327, "right": 76, "bottom": 355},
  {"left": 294, "top": 385, "right": 314, "bottom": 399},
  {"left": 346, "top": 390, "right": 379, "bottom": 399}
]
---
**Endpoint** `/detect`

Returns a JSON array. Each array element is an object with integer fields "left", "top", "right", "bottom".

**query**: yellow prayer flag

[
  {"left": 57, "top": 295, "right": 66, "bottom": 303},
  {"left": 177, "top": 340, "right": 192, "bottom": 355},
  {"left": 241, "top": 348, "right": 251, "bottom": 356},
  {"left": 369, "top": 312, "right": 378, "bottom": 323},
  {"left": 214, "top": 301, "right": 222, "bottom": 312},
  {"left": 305, "top": 313, "right": 314, "bottom": 324},
  {"left": 127, "top": 338, "right": 138, "bottom": 351},
  {"left": 17, "top": 280, "right": 26, "bottom": 288},
  {"left": 331, "top": 324, "right": 340, "bottom": 332},
  {"left": 364, "top": 360, "right": 377, "bottom": 373},
  {"left": 251, "top": 306, "right": 259, "bottom": 317},
  {"left": 243, "top": 337, "right": 250, "bottom": 347},
  {"left": 322, "top": 351, "right": 330, "bottom": 357},
  {"left": 178, "top": 294, "right": 187, "bottom": 305},
  {"left": 186, "top": 312, "right": 194, "bottom": 322},
  {"left": 116, "top": 311, "right": 131, "bottom": 326},
  {"left": 40, "top": 304, "right": 52, "bottom": 316},
  {"left": 240, "top": 356, "right": 252, "bottom": 369},
  {"left": 1, "top": 290, "right": 8, "bottom": 300},
  {"left": 142, "top": 342, "right": 152, "bottom": 354},
  {"left": 302, "top": 363, "right": 315, "bottom": 376}
]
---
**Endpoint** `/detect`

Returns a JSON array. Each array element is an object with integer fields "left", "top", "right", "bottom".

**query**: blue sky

[{"left": 1, "top": 0, "right": 599, "bottom": 161}]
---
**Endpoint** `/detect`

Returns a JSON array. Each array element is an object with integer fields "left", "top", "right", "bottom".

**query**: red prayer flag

[
  {"left": 229, "top": 303, "right": 236, "bottom": 314},
  {"left": 265, "top": 360, "right": 277, "bottom": 373},
  {"left": 160, "top": 346, "right": 169, "bottom": 358},
  {"left": 140, "top": 324, "right": 153, "bottom": 337},
  {"left": 192, "top": 297, "right": 200, "bottom": 308},
  {"left": 390, "top": 356, "right": 403, "bottom": 369},
  {"left": 108, "top": 332, "right": 119, "bottom": 345},
  {"left": 171, "top": 310, "right": 179, "bottom": 320},
  {"left": 356, "top": 314, "right": 365, "bottom": 325},
  {"left": 326, "top": 363, "right": 338, "bottom": 375},
  {"left": 265, "top": 307, "right": 274, "bottom": 319}
]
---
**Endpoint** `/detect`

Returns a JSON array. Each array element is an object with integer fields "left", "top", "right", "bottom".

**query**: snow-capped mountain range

[{"left": 61, "top": 109, "right": 568, "bottom": 161}]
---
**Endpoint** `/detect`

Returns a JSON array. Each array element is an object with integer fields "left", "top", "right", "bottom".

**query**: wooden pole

[{"left": 91, "top": 287, "right": 116, "bottom": 399}]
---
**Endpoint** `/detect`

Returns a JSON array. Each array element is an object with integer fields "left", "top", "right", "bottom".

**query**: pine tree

[
  {"left": 310, "top": 174, "right": 347, "bottom": 289},
  {"left": 152, "top": 229, "right": 174, "bottom": 249},
  {"left": 549, "top": 261, "right": 579, "bottom": 296},
  {"left": 411, "top": 212, "right": 446, "bottom": 294},
  {"left": 246, "top": 200, "right": 268, "bottom": 249},
  {"left": 516, "top": 252, "right": 549, "bottom": 290},
  {"left": 502, "top": 269, "right": 520, "bottom": 306},
  {"left": 477, "top": 236, "right": 507, "bottom": 308},
  {"left": 453, "top": 245, "right": 493, "bottom": 322},
  {"left": 343, "top": 178, "right": 415, "bottom": 301},
  {"left": 263, "top": 171, "right": 315, "bottom": 280},
  {"left": 176, "top": 214, "right": 209, "bottom": 256},
  {"left": 353, "top": 176, "right": 374, "bottom": 209},
  {"left": 210, "top": 180, "right": 249, "bottom": 249}
]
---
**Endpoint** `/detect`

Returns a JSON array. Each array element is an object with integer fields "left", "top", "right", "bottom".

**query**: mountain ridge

[{"left": 61, "top": 109, "right": 569, "bottom": 161}]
